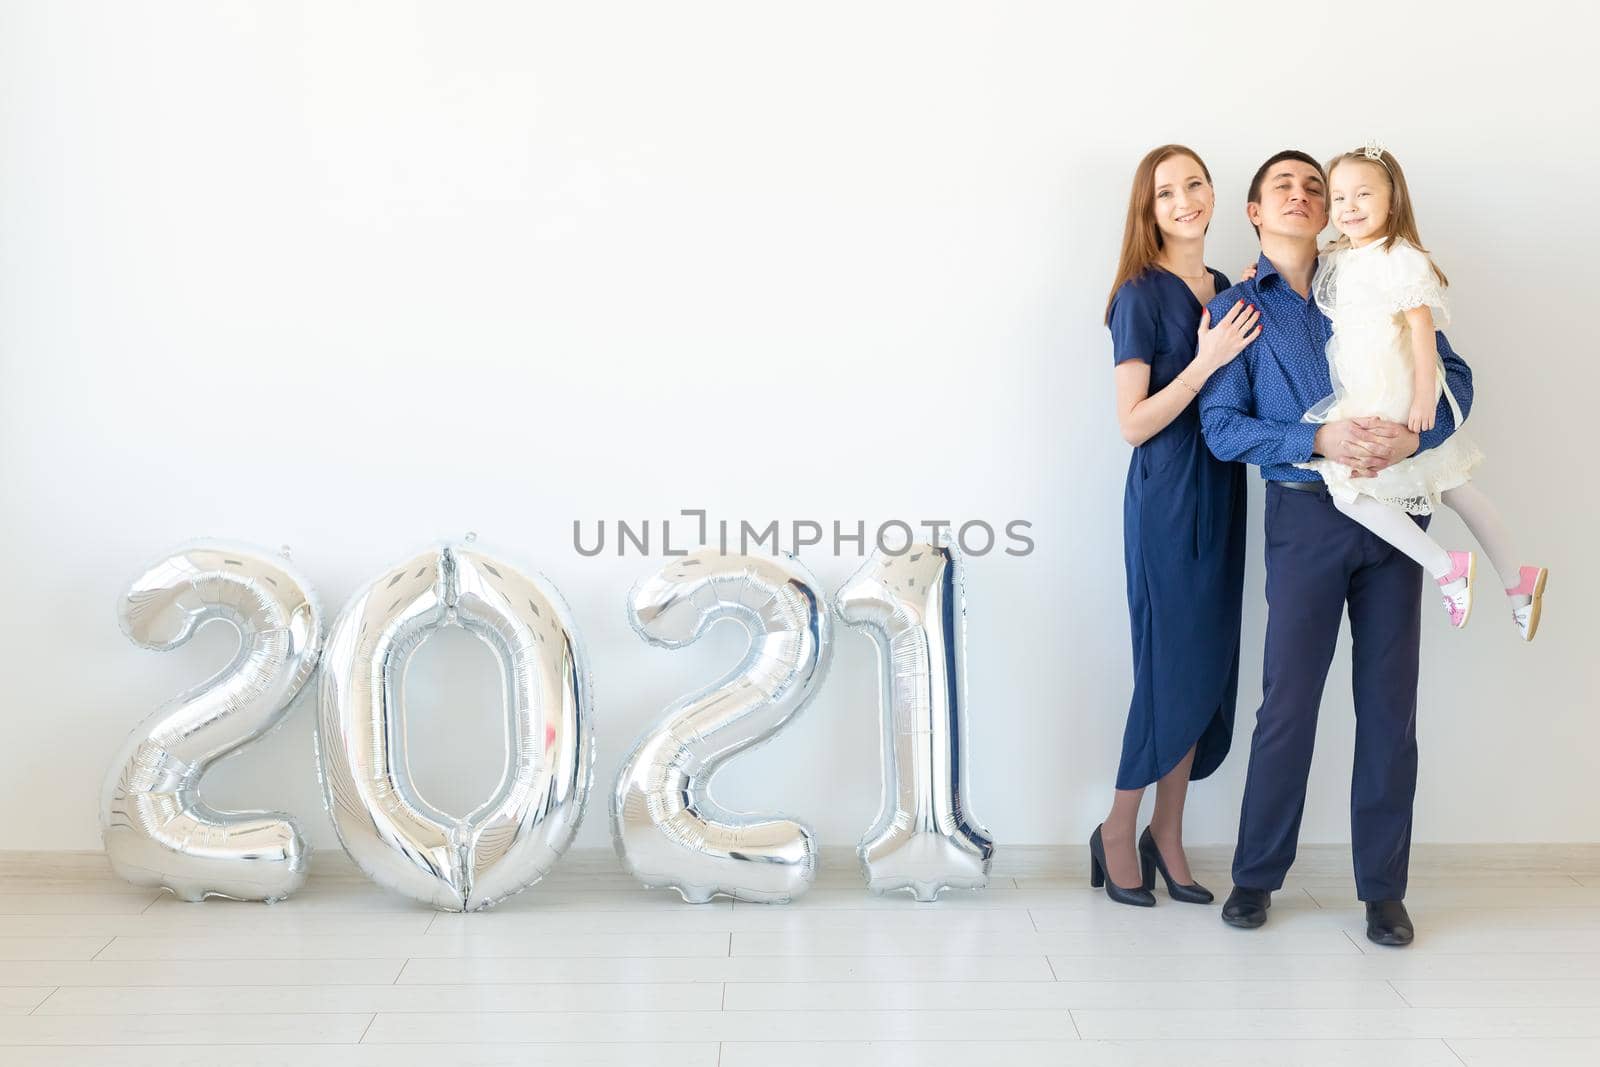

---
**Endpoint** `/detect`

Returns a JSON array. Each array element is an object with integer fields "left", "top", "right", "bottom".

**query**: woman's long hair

[
  {"left": 1104, "top": 144, "right": 1212, "bottom": 324},
  {"left": 1323, "top": 146, "right": 1448, "bottom": 286}
]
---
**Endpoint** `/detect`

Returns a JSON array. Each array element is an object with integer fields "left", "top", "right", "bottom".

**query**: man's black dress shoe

[
  {"left": 1365, "top": 900, "right": 1414, "bottom": 946},
  {"left": 1220, "top": 886, "right": 1271, "bottom": 928}
]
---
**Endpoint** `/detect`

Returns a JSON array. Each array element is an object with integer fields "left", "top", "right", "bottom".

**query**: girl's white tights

[{"left": 1332, "top": 482, "right": 1522, "bottom": 590}]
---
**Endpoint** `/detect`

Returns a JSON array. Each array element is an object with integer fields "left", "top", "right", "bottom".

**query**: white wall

[{"left": 2, "top": 1, "right": 1596, "bottom": 856}]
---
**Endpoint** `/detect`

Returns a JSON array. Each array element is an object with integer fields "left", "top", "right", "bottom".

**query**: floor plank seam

[
  {"left": 1441, "top": 1037, "right": 1470, "bottom": 1065},
  {"left": 357, "top": 1011, "right": 376, "bottom": 1043},
  {"left": 1386, "top": 978, "right": 1413, "bottom": 1007},
  {"left": 28, "top": 986, "right": 57, "bottom": 1015},
  {"left": 88, "top": 937, "right": 113, "bottom": 961}
]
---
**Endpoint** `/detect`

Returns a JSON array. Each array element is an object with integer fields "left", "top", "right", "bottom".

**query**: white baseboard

[{"left": 5, "top": 843, "right": 1600, "bottom": 882}]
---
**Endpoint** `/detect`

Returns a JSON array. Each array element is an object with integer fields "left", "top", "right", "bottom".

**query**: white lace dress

[{"left": 1297, "top": 236, "right": 1483, "bottom": 514}]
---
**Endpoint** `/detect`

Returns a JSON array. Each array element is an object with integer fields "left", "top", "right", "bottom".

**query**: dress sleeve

[
  {"left": 1384, "top": 240, "right": 1450, "bottom": 327},
  {"left": 1312, "top": 247, "right": 1344, "bottom": 313},
  {"left": 1107, "top": 280, "right": 1159, "bottom": 366}
]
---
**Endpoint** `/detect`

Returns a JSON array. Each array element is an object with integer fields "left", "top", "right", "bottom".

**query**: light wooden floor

[{"left": 3, "top": 845, "right": 1600, "bottom": 1065}]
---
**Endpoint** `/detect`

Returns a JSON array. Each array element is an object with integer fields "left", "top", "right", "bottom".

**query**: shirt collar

[
  {"left": 1253, "top": 251, "right": 1282, "bottom": 289},
  {"left": 1253, "top": 249, "right": 1326, "bottom": 293}
]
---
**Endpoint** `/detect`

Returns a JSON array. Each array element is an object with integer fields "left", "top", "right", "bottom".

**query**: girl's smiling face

[
  {"left": 1150, "top": 154, "right": 1213, "bottom": 243},
  {"left": 1330, "top": 159, "right": 1392, "bottom": 244}
]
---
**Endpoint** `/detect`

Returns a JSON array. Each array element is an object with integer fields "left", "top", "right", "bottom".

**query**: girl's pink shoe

[
  {"left": 1436, "top": 550, "right": 1475, "bottom": 629},
  {"left": 1506, "top": 565, "right": 1548, "bottom": 642}
]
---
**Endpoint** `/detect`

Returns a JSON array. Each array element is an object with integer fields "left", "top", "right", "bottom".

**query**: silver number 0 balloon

[
  {"left": 612, "top": 550, "right": 832, "bottom": 903},
  {"left": 835, "top": 540, "right": 994, "bottom": 900},
  {"left": 316, "top": 541, "right": 593, "bottom": 911},
  {"left": 103, "top": 541, "right": 323, "bottom": 903}
]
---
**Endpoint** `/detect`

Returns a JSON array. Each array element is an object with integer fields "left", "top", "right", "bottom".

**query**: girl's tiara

[{"left": 1360, "top": 138, "right": 1391, "bottom": 168}]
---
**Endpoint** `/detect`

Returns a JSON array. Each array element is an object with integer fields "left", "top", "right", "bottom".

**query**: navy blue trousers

[{"left": 1232, "top": 481, "right": 1427, "bottom": 901}]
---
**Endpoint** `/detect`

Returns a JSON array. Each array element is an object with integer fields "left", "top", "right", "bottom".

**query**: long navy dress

[{"left": 1108, "top": 266, "right": 1247, "bottom": 789}]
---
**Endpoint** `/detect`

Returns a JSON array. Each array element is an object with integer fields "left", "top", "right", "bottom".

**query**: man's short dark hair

[{"left": 1247, "top": 149, "right": 1326, "bottom": 236}]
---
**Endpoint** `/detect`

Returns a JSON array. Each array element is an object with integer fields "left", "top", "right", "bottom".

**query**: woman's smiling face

[
  {"left": 1330, "top": 159, "right": 1392, "bottom": 243},
  {"left": 1151, "top": 154, "right": 1213, "bottom": 243}
]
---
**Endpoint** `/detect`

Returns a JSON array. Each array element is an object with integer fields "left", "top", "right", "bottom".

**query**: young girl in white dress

[{"left": 1296, "top": 142, "right": 1547, "bottom": 639}]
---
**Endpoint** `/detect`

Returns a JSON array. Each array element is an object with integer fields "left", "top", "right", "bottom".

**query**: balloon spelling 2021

[{"left": 105, "top": 536, "right": 994, "bottom": 910}]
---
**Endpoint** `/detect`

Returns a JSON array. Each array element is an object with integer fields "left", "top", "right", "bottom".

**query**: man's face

[{"left": 1248, "top": 160, "right": 1327, "bottom": 240}]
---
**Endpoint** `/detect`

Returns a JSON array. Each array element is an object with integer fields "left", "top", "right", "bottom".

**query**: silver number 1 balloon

[
  {"left": 835, "top": 540, "right": 994, "bottom": 900},
  {"left": 612, "top": 550, "right": 832, "bottom": 903},
  {"left": 316, "top": 540, "right": 594, "bottom": 911},
  {"left": 103, "top": 541, "right": 323, "bottom": 903}
]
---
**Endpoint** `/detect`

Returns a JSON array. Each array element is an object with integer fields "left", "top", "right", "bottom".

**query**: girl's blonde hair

[{"left": 1323, "top": 146, "right": 1448, "bottom": 287}]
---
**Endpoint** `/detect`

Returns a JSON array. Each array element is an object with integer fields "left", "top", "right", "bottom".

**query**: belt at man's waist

[{"left": 1269, "top": 479, "right": 1326, "bottom": 493}]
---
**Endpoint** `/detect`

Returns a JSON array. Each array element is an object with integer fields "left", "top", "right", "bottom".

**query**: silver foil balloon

[
  {"left": 316, "top": 541, "right": 594, "bottom": 911},
  {"left": 835, "top": 539, "right": 994, "bottom": 900},
  {"left": 612, "top": 550, "right": 832, "bottom": 903},
  {"left": 103, "top": 541, "right": 323, "bottom": 903}
]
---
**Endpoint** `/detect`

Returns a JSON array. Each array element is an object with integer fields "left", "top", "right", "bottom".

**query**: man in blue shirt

[{"left": 1198, "top": 149, "right": 1474, "bottom": 947}]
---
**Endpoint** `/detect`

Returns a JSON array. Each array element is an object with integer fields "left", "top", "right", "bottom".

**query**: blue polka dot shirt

[{"left": 1198, "top": 251, "right": 1475, "bottom": 482}]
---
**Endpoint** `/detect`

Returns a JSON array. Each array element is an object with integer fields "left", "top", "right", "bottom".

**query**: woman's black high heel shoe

[
  {"left": 1138, "top": 826, "right": 1214, "bottom": 904},
  {"left": 1089, "top": 824, "right": 1155, "bottom": 907}
]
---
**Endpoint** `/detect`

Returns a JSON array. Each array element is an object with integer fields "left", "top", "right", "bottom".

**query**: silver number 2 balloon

[
  {"left": 835, "top": 540, "right": 994, "bottom": 900},
  {"left": 316, "top": 540, "right": 593, "bottom": 911},
  {"left": 103, "top": 541, "right": 323, "bottom": 903},
  {"left": 612, "top": 550, "right": 832, "bottom": 903}
]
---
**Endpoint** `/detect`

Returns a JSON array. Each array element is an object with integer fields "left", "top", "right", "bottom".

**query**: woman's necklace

[{"left": 1160, "top": 261, "right": 1209, "bottom": 281}]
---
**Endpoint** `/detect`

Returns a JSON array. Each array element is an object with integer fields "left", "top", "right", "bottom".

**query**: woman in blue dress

[{"left": 1089, "top": 145, "right": 1257, "bottom": 907}]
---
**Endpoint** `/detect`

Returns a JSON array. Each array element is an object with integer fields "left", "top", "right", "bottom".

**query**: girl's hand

[
  {"left": 1407, "top": 398, "right": 1435, "bottom": 434},
  {"left": 1239, "top": 262, "right": 1258, "bottom": 282},
  {"left": 1195, "top": 300, "right": 1262, "bottom": 372}
]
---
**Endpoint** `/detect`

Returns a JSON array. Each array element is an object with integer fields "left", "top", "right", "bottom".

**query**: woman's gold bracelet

[{"left": 1174, "top": 375, "right": 1198, "bottom": 394}]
